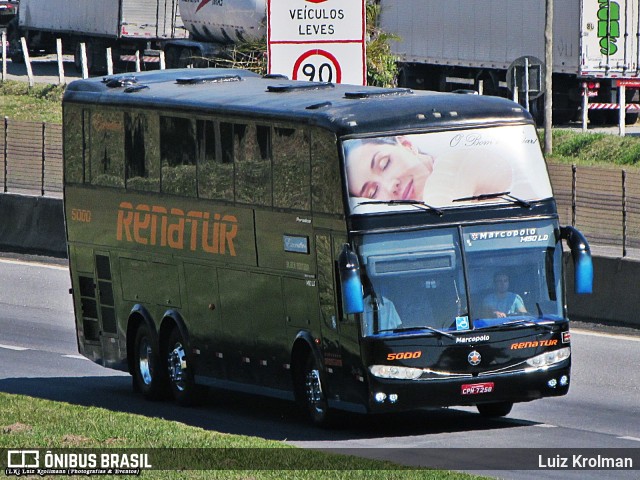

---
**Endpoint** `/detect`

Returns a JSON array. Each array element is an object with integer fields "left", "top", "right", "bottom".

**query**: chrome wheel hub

[
  {"left": 305, "top": 368, "right": 324, "bottom": 414},
  {"left": 167, "top": 342, "right": 188, "bottom": 392},
  {"left": 138, "top": 338, "right": 153, "bottom": 386}
]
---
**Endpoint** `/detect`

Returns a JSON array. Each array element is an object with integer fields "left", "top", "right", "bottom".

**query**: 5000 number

[
  {"left": 71, "top": 208, "right": 92, "bottom": 223},
  {"left": 387, "top": 351, "right": 422, "bottom": 361}
]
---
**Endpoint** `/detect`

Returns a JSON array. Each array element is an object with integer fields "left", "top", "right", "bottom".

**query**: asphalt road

[
  {"left": 0, "top": 255, "right": 639, "bottom": 479},
  {"left": 2, "top": 54, "right": 83, "bottom": 84}
]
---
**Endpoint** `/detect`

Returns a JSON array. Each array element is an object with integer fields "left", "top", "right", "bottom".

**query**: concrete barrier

[
  {"left": 565, "top": 255, "right": 640, "bottom": 329},
  {"left": 0, "top": 194, "right": 66, "bottom": 257}
]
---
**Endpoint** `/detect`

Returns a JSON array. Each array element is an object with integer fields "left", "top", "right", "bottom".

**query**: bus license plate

[{"left": 461, "top": 382, "right": 494, "bottom": 395}]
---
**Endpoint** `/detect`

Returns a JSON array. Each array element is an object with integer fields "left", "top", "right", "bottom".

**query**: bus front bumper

[{"left": 365, "top": 363, "right": 570, "bottom": 413}]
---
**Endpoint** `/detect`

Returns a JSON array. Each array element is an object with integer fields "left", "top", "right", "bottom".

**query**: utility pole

[{"left": 544, "top": 0, "right": 553, "bottom": 155}]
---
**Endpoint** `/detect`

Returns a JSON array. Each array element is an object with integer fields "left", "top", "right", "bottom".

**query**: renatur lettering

[
  {"left": 117, "top": 202, "right": 237, "bottom": 256},
  {"left": 510, "top": 339, "right": 558, "bottom": 350}
]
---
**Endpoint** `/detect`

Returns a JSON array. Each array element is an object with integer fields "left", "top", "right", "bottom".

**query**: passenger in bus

[
  {"left": 362, "top": 295, "right": 402, "bottom": 335},
  {"left": 482, "top": 272, "right": 527, "bottom": 318},
  {"left": 344, "top": 136, "right": 512, "bottom": 205}
]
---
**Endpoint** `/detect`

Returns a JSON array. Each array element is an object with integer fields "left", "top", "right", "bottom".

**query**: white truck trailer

[
  {"left": 10, "top": 0, "right": 188, "bottom": 71},
  {"left": 9, "top": 0, "right": 266, "bottom": 73},
  {"left": 379, "top": 0, "right": 640, "bottom": 123}
]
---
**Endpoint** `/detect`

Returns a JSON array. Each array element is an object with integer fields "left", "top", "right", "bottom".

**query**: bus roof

[{"left": 63, "top": 68, "right": 533, "bottom": 136}]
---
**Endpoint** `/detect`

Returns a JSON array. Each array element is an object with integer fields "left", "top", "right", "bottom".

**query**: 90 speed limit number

[{"left": 292, "top": 50, "right": 342, "bottom": 83}]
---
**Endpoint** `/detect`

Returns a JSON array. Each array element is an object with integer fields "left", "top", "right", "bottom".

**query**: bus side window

[
  {"left": 273, "top": 127, "right": 310, "bottom": 211},
  {"left": 160, "top": 116, "right": 197, "bottom": 197},
  {"left": 88, "top": 109, "right": 124, "bottom": 188},
  {"left": 63, "top": 105, "right": 84, "bottom": 184},
  {"left": 235, "top": 123, "right": 272, "bottom": 206},
  {"left": 311, "top": 129, "right": 342, "bottom": 215},
  {"left": 198, "top": 119, "right": 233, "bottom": 200},
  {"left": 124, "top": 112, "right": 160, "bottom": 192}
]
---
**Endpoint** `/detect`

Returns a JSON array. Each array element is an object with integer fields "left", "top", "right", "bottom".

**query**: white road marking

[
  {"left": 534, "top": 424, "right": 558, "bottom": 428},
  {"left": 618, "top": 436, "right": 640, "bottom": 443},
  {"left": 0, "top": 343, "right": 29, "bottom": 351}
]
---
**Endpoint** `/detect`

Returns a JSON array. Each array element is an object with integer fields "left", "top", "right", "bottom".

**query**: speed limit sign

[
  {"left": 267, "top": 0, "right": 366, "bottom": 86},
  {"left": 293, "top": 49, "right": 342, "bottom": 83}
]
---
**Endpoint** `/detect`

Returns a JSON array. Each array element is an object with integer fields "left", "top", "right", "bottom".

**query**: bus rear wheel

[
  {"left": 165, "top": 328, "right": 204, "bottom": 406},
  {"left": 477, "top": 401, "right": 513, "bottom": 417},
  {"left": 132, "top": 324, "right": 168, "bottom": 400},
  {"left": 297, "top": 355, "right": 334, "bottom": 427}
]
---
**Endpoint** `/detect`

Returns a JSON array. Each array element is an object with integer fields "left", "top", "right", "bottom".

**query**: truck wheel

[
  {"left": 132, "top": 323, "right": 168, "bottom": 400},
  {"left": 477, "top": 401, "right": 513, "bottom": 417},
  {"left": 165, "top": 328, "right": 205, "bottom": 406},
  {"left": 296, "top": 354, "right": 334, "bottom": 427}
]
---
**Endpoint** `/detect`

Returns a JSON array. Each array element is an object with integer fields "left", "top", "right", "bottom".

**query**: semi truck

[
  {"left": 379, "top": 0, "right": 640, "bottom": 124},
  {"left": 9, "top": 0, "right": 265, "bottom": 73}
]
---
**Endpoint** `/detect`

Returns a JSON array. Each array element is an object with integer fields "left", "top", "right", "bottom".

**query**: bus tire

[
  {"left": 165, "top": 328, "right": 205, "bottom": 406},
  {"left": 477, "top": 401, "right": 513, "bottom": 417},
  {"left": 297, "top": 354, "right": 334, "bottom": 427},
  {"left": 132, "top": 323, "right": 168, "bottom": 400}
]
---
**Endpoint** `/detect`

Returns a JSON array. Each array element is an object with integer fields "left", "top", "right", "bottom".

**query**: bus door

[
  {"left": 315, "top": 232, "right": 366, "bottom": 406},
  {"left": 70, "top": 247, "right": 120, "bottom": 364}
]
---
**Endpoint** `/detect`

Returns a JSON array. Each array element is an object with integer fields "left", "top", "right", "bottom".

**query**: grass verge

[
  {"left": 0, "top": 392, "right": 488, "bottom": 479},
  {"left": 544, "top": 129, "right": 640, "bottom": 168},
  {"left": 0, "top": 81, "right": 64, "bottom": 123}
]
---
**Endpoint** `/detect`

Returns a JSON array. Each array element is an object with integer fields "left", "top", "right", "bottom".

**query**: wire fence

[
  {"left": 1, "top": 118, "right": 638, "bottom": 255},
  {"left": 1, "top": 118, "right": 63, "bottom": 197}
]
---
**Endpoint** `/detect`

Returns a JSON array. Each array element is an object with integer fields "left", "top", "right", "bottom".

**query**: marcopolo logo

[{"left": 455, "top": 334, "right": 490, "bottom": 344}]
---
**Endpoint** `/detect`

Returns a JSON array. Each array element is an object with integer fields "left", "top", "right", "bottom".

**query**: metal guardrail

[{"left": 1, "top": 118, "right": 638, "bottom": 255}]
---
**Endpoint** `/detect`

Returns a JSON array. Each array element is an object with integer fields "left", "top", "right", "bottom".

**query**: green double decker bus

[{"left": 63, "top": 68, "right": 592, "bottom": 425}]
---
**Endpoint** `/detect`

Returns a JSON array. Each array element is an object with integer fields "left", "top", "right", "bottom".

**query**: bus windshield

[
  {"left": 356, "top": 220, "right": 563, "bottom": 337},
  {"left": 343, "top": 124, "right": 553, "bottom": 214}
]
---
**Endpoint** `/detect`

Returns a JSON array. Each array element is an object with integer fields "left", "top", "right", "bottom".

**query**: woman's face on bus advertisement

[{"left": 346, "top": 137, "right": 435, "bottom": 201}]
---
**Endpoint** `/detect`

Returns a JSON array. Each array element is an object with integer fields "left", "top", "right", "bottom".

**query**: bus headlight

[
  {"left": 526, "top": 347, "right": 571, "bottom": 368},
  {"left": 369, "top": 365, "right": 423, "bottom": 380}
]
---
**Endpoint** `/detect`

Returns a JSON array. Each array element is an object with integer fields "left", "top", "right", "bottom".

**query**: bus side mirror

[
  {"left": 561, "top": 226, "right": 593, "bottom": 294},
  {"left": 338, "top": 244, "right": 364, "bottom": 315}
]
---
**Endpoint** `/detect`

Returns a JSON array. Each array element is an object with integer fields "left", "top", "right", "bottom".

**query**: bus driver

[{"left": 483, "top": 272, "right": 527, "bottom": 318}]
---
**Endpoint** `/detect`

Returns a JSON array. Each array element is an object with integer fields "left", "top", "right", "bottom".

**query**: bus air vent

[
  {"left": 306, "top": 101, "right": 332, "bottom": 110},
  {"left": 263, "top": 73, "right": 289, "bottom": 80},
  {"left": 176, "top": 74, "right": 243, "bottom": 85},
  {"left": 344, "top": 88, "right": 413, "bottom": 99},
  {"left": 267, "top": 82, "right": 334, "bottom": 93},
  {"left": 103, "top": 75, "right": 138, "bottom": 88},
  {"left": 124, "top": 85, "right": 150, "bottom": 93}
]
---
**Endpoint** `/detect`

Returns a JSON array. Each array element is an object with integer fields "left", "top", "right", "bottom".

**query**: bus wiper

[
  {"left": 355, "top": 199, "right": 444, "bottom": 216},
  {"left": 501, "top": 318, "right": 555, "bottom": 331},
  {"left": 382, "top": 325, "right": 455, "bottom": 338},
  {"left": 452, "top": 191, "right": 531, "bottom": 208}
]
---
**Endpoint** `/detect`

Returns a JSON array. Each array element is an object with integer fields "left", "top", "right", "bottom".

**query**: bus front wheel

[
  {"left": 165, "top": 328, "right": 205, "bottom": 406},
  {"left": 132, "top": 324, "right": 168, "bottom": 400},
  {"left": 297, "top": 355, "right": 334, "bottom": 427},
  {"left": 477, "top": 401, "right": 513, "bottom": 417}
]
